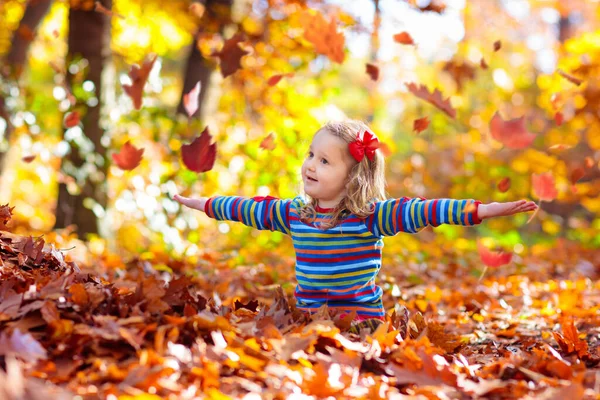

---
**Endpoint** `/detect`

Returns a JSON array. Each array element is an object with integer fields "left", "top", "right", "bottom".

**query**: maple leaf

[
  {"left": 406, "top": 83, "right": 456, "bottom": 119},
  {"left": 413, "top": 116, "right": 429, "bottom": 133},
  {"left": 477, "top": 242, "right": 512, "bottom": 268},
  {"left": 112, "top": 141, "right": 144, "bottom": 171},
  {"left": 181, "top": 127, "right": 217, "bottom": 173},
  {"left": 497, "top": 177, "right": 511, "bottom": 192},
  {"left": 365, "top": 63, "right": 379, "bottom": 81},
  {"left": 64, "top": 111, "right": 80, "bottom": 128},
  {"left": 489, "top": 112, "right": 536, "bottom": 149},
  {"left": 213, "top": 33, "right": 250, "bottom": 78},
  {"left": 0, "top": 204, "right": 14, "bottom": 229},
  {"left": 260, "top": 132, "right": 276, "bottom": 151},
  {"left": 267, "top": 73, "right": 293, "bottom": 86},
  {"left": 299, "top": 11, "right": 346, "bottom": 64},
  {"left": 532, "top": 172, "right": 557, "bottom": 202},
  {"left": 442, "top": 60, "right": 476, "bottom": 91},
  {"left": 183, "top": 81, "right": 201, "bottom": 118},
  {"left": 493, "top": 40, "right": 502, "bottom": 52},
  {"left": 393, "top": 31, "right": 414, "bottom": 45},
  {"left": 122, "top": 54, "right": 157, "bottom": 110},
  {"left": 553, "top": 320, "right": 589, "bottom": 359},
  {"left": 557, "top": 68, "right": 583, "bottom": 86}
]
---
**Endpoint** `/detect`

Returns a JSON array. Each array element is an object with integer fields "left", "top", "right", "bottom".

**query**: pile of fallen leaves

[{"left": 0, "top": 207, "right": 600, "bottom": 399}]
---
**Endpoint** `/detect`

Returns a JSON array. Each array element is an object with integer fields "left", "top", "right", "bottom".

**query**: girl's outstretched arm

[
  {"left": 174, "top": 194, "right": 292, "bottom": 235},
  {"left": 477, "top": 200, "right": 537, "bottom": 219}
]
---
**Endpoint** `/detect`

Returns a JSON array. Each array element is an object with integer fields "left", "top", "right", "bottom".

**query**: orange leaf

[
  {"left": 181, "top": 127, "right": 217, "bottom": 173},
  {"left": 489, "top": 112, "right": 536, "bottom": 149},
  {"left": 550, "top": 93, "right": 562, "bottom": 109},
  {"left": 259, "top": 132, "right": 276, "bottom": 151},
  {"left": 267, "top": 73, "right": 293, "bottom": 86},
  {"left": 393, "top": 31, "right": 414, "bottom": 45},
  {"left": 213, "top": 32, "right": 250, "bottom": 78},
  {"left": 112, "top": 141, "right": 144, "bottom": 171},
  {"left": 532, "top": 172, "right": 557, "bottom": 201},
  {"left": 554, "top": 111, "right": 564, "bottom": 126},
  {"left": 493, "top": 40, "right": 502, "bottom": 52},
  {"left": 366, "top": 63, "right": 379, "bottom": 81},
  {"left": 557, "top": 68, "right": 583, "bottom": 86},
  {"left": 406, "top": 83, "right": 456, "bottom": 119},
  {"left": 122, "top": 54, "right": 157, "bottom": 110},
  {"left": 378, "top": 141, "right": 393, "bottom": 157},
  {"left": 22, "top": 155, "right": 36, "bottom": 163},
  {"left": 497, "top": 177, "right": 511, "bottom": 192},
  {"left": 183, "top": 81, "right": 201, "bottom": 118},
  {"left": 477, "top": 242, "right": 512, "bottom": 268},
  {"left": 299, "top": 11, "right": 346, "bottom": 64},
  {"left": 68, "top": 283, "right": 89, "bottom": 306},
  {"left": 413, "top": 117, "right": 429, "bottom": 133},
  {"left": 64, "top": 111, "right": 80, "bottom": 128}
]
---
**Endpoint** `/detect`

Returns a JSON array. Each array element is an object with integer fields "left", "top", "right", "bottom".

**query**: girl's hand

[
  {"left": 478, "top": 200, "right": 538, "bottom": 219},
  {"left": 173, "top": 194, "right": 208, "bottom": 212}
]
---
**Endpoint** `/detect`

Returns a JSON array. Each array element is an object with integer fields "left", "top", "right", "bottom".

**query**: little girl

[{"left": 174, "top": 120, "right": 537, "bottom": 333}]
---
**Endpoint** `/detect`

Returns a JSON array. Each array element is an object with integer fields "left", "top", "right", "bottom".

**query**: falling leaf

[
  {"left": 478, "top": 242, "right": 512, "bottom": 268},
  {"left": 181, "top": 127, "right": 217, "bottom": 173},
  {"left": 442, "top": 60, "right": 476, "bottom": 91},
  {"left": 189, "top": 2, "right": 206, "bottom": 18},
  {"left": 497, "top": 177, "right": 511, "bottom": 192},
  {"left": 267, "top": 73, "right": 293, "bottom": 86},
  {"left": 557, "top": 69, "right": 583, "bottom": 86},
  {"left": 213, "top": 33, "right": 250, "bottom": 78},
  {"left": 548, "top": 144, "right": 572, "bottom": 152},
  {"left": 584, "top": 157, "right": 594, "bottom": 169},
  {"left": 550, "top": 93, "right": 562, "bottom": 109},
  {"left": 493, "top": 40, "right": 502, "bottom": 51},
  {"left": 532, "top": 172, "right": 557, "bottom": 202},
  {"left": 377, "top": 141, "right": 393, "bottom": 157},
  {"left": 489, "top": 112, "right": 536, "bottom": 149},
  {"left": 112, "top": 141, "right": 144, "bottom": 171},
  {"left": 260, "top": 132, "right": 276, "bottom": 151},
  {"left": 64, "top": 111, "right": 80, "bottom": 128},
  {"left": 299, "top": 11, "right": 346, "bottom": 64},
  {"left": 406, "top": 83, "right": 456, "bottom": 119},
  {"left": 480, "top": 57, "right": 488, "bottom": 69},
  {"left": 413, "top": 117, "right": 430, "bottom": 133},
  {"left": 393, "top": 31, "right": 414, "bottom": 45},
  {"left": 365, "top": 63, "right": 379, "bottom": 81},
  {"left": 94, "top": 1, "right": 124, "bottom": 19},
  {"left": 22, "top": 155, "right": 36, "bottom": 163},
  {"left": 183, "top": 81, "right": 201, "bottom": 118},
  {"left": 122, "top": 54, "right": 157, "bottom": 110},
  {"left": 554, "top": 112, "right": 564, "bottom": 126},
  {"left": 570, "top": 167, "right": 585, "bottom": 185}
]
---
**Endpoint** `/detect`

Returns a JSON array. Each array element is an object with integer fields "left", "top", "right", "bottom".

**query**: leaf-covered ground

[{"left": 0, "top": 228, "right": 599, "bottom": 399}]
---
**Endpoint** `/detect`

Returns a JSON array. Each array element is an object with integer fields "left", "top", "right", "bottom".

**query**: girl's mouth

[{"left": 307, "top": 177, "right": 318, "bottom": 182}]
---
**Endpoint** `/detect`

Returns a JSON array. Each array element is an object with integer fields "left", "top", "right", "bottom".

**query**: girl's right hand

[{"left": 173, "top": 194, "right": 208, "bottom": 212}]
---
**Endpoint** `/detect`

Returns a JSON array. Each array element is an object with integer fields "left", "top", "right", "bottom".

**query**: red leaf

[
  {"left": 64, "top": 111, "right": 80, "bottom": 128},
  {"left": 393, "top": 32, "right": 414, "bottom": 45},
  {"left": 413, "top": 117, "right": 430, "bottom": 133},
  {"left": 183, "top": 81, "right": 201, "bottom": 118},
  {"left": 366, "top": 63, "right": 379, "bottom": 81},
  {"left": 493, "top": 40, "right": 502, "bottom": 52},
  {"left": 489, "top": 112, "right": 536, "bottom": 149},
  {"left": 22, "top": 155, "right": 36, "bottom": 163},
  {"left": 260, "top": 132, "right": 276, "bottom": 151},
  {"left": 406, "top": 83, "right": 456, "bottom": 119},
  {"left": 478, "top": 242, "right": 512, "bottom": 268},
  {"left": 554, "top": 112, "right": 564, "bottom": 126},
  {"left": 112, "top": 141, "right": 144, "bottom": 171},
  {"left": 480, "top": 57, "right": 488, "bottom": 69},
  {"left": 181, "top": 127, "right": 217, "bottom": 173},
  {"left": 497, "top": 177, "right": 511, "bottom": 192},
  {"left": 570, "top": 167, "right": 585, "bottom": 185},
  {"left": 122, "top": 54, "right": 157, "bottom": 110},
  {"left": 267, "top": 73, "right": 293, "bottom": 86},
  {"left": 532, "top": 172, "right": 557, "bottom": 201},
  {"left": 214, "top": 33, "right": 250, "bottom": 78},
  {"left": 557, "top": 69, "right": 583, "bottom": 86}
]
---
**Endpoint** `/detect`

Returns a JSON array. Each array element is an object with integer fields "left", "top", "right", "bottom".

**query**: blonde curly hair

[{"left": 299, "top": 120, "right": 387, "bottom": 229}]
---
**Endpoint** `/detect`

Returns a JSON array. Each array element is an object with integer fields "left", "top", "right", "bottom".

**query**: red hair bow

[{"left": 348, "top": 130, "right": 380, "bottom": 162}]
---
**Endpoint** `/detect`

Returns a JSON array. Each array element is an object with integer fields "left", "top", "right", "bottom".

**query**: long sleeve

[
  {"left": 204, "top": 195, "right": 292, "bottom": 235},
  {"left": 365, "top": 197, "right": 482, "bottom": 237}
]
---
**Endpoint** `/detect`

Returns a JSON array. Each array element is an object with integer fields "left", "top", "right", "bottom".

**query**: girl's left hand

[{"left": 478, "top": 200, "right": 538, "bottom": 219}]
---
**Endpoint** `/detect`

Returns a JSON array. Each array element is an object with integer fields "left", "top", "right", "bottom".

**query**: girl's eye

[
  {"left": 321, "top": 159, "right": 328, "bottom": 164},
  {"left": 307, "top": 152, "right": 313, "bottom": 158}
]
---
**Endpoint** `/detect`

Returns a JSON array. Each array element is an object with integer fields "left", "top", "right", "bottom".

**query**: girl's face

[{"left": 301, "top": 130, "right": 355, "bottom": 208}]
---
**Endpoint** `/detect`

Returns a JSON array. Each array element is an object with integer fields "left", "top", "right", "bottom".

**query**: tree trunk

[{"left": 54, "top": 0, "right": 111, "bottom": 238}]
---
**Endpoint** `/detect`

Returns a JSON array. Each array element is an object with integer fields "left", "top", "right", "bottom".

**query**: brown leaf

[
  {"left": 181, "top": 127, "right": 217, "bottom": 173},
  {"left": 365, "top": 63, "right": 379, "bottom": 81},
  {"left": 122, "top": 54, "right": 157, "bottom": 110},
  {"left": 570, "top": 167, "right": 585, "bottom": 185},
  {"left": 0, "top": 329, "right": 47, "bottom": 363},
  {"left": 425, "top": 322, "right": 463, "bottom": 353},
  {"left": 112, "top": 141, "right": 144, "bottom": 171},
  {"left": 480, "top": 57, "right": 488, "bottom": 69},
  {"left": 299, "top": 11, "right": 345, "bottom": 64},
  {"left": 214, "top": 33, "right": 250, "bottom": 78},
  {"left": 406, "top": 83, "right": 456, "bottom": 118},
  {"left": 489, "top": 112, "right": 536, "bottom": 149},
  {"left": 557, "top": 68, "right": 583, "bottom": 86},
  {"left": 259, "top": 132, "right": 276, "bottom": 151},
  {"left": 413, "top": 116, "right": 430, "bottom": 133},
  {"left": 493, "top": 40, "right": 502, "bottom": 52},
  {"left": 393, "top": 31, "right": 414, "bottom": 45},
  {"left": 17, "top": 25, "right": 35, "bottom": 42},
  {"left": 183, "top": 81, "right": 201, "bottom": 118},
  {"left": 442, "top": 60, "right": 476, "bottom": 91},
  {"left": 22, "top": 155, "right": 36, "bottom": 163},
  {"left": 497, "top": 177, "right": 511, "bottom": 192}
]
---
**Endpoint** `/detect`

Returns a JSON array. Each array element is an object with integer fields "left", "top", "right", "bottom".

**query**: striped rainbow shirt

[{"left": 204, "top": 195, "right": 482, "bottom": 320}]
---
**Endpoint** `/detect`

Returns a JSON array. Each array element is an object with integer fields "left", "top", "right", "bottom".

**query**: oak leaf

[
  {"left": 112, "top": 141, "right": 144, "bottom": 171},
  {"left": 299, "top": 11, "right": 345, "bottom": 64},
  {"left": 489, "top": 112, "right": 536, "bottom": 149},
  {"left": 181, "top": 127, "right": 217, "bottom": 173},
  {"left": 213, "top": 33, "right": 250, "bottom": 78},
  {"left": 183, "top": 81, "right": 201, "bottom": 118},
  {"left": 122, "top": 55, "right": 157, "bottom": 110},
  {"left": 406, "top": 83, "right": 456, "bottom": 118}
]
